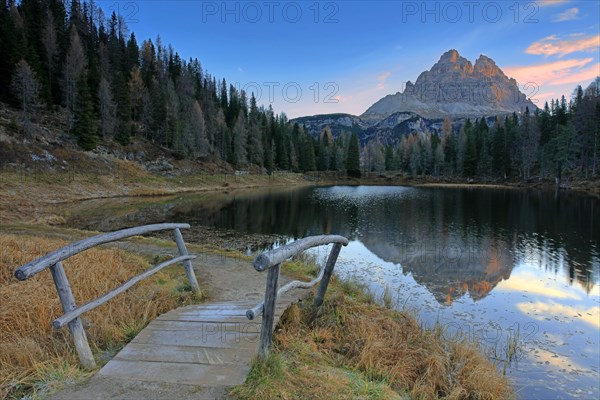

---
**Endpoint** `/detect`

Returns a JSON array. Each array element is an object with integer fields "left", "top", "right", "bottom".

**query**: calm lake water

[{"left": 64, "top": 185, "right": 600, "bottom": 399}]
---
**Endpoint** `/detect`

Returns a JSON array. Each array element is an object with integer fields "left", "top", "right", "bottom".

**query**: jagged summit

[{"left": 361, "top": 49, "right": 537, "bottom": 121}]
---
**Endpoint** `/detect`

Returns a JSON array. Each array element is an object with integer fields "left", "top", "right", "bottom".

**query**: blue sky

[{"left": 98, "top": 0, "right": 599, "bottom": 118}]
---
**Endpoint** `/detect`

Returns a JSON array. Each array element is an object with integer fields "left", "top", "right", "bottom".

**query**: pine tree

[
  {"left": 233, "top": 113, "right": 247, "bottom": 168},
  {"left": 74, "top": 74, "right": 97, "bottom": 150},
  {"left": 463, "top": 119, "right": 477, "bottom": 177},
  {"left": 346, "top": 132, "right": 361, "bottom": 177}
]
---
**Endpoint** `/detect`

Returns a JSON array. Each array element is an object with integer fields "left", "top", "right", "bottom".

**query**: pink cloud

[
  {"left": 526, "top": 34, "right": 600, "bottom": 57},
  {"left": 552, "top": 7, "right": 580, "bottom": 22},
  {"left": 503, "top": 58, "right": 594, "bottom": 86},
  {"left": 376, "top": 71, "right": 391, "bottom": 90},
  {"left": 550, "top": 62, "right": 600, "bottom": 85},
  {"left": 537, "top": 0, "right": 570, "bottom": 7}
]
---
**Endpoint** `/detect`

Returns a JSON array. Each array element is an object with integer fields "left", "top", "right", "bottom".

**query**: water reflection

[
  {"left": 62, "top": 185, "right": 600, "bottom": 398},
  {"left": 65, "top": 186, "right": 599, "bottom": 302}
]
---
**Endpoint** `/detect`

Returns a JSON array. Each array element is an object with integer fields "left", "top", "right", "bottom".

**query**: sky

[{"left": 97, "top": 0, "right": 600, "bottom": 118}]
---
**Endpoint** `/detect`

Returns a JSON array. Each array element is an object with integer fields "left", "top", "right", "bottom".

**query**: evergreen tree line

[
  {"left": 1, "top": 0, "right": 364, "bottom": 174},
  {"left": 3, "top": 1, "right": 597, "bottom": 180},
  {"left": 359, "top": 81, "right": 600, "bottom": 181}
]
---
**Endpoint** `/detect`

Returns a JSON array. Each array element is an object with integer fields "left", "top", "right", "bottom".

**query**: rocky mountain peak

[
  {"left": 474, "top": 54, "right": 503, "bottom": 78},
  {"left": 440, "top": 49, "right": 460, "bottom": 62},
  {"left": 361, "top": 49, "right": 537, "bottom": 121}
]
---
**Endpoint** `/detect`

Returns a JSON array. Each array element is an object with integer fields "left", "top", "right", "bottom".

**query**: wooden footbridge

[{"left": 14, "top": 224, "right": 348, "bottom": 399}]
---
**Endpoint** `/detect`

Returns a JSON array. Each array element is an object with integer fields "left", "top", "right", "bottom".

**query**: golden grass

[
  {"left": 0, "top": 234, "right": 200, "bottom": 399},
  {"left": 232, "top": 278, "right": 513, "bottom": 400}
]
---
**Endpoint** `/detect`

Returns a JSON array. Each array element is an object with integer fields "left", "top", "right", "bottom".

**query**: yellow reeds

[{"left": 0, "top": 234, "right": 197, "bottom": 399}]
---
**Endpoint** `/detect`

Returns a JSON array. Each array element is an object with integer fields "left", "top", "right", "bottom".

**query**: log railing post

[
  {"left": 314, "top": 242, "right": 343, "bottom": 307},
  {"left": 173, "top": 228, "right": 200, "bottom": 294},
  {"left": 258, "top": 263, "right": 281, "bottom": 360},
  {"left": 49, "top": 261, "right": 96, "bottom": 370}
]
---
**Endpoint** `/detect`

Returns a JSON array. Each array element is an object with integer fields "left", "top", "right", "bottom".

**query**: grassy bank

[
  {"left": 232, "top": 274, "right": 513, "bottom": 399},
  {"left": 0, "top": 234, "right": 201, "bottom": 399},
  {"left": 0, "top": 162, "right": 310, "bottom": 224}
]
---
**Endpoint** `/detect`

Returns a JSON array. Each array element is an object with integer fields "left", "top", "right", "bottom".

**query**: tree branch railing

[
  {"left": 246, "top": 235, "right": 349, "bottom": 360},
  {"left": 13, "top": 223, "right": 200, "bottom": 370}
]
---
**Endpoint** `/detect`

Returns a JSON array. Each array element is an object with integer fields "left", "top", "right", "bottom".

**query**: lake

[{"left": 63, "top": 185, "right": 600, "bottom": 399}]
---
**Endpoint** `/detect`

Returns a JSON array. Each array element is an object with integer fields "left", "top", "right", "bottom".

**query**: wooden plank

[
  {"left": 173, "top": 228, "right": 200, "bottom": 293},
  {"left": 53, "top": 255, "right": 196, "bottom": 329},
  {"left": 98, "top": 359, "right": 250, "bottom": 386},
  {"left": 50, "top": 262, "right": 96, "bottom": 370},
  {"left": 253, "top": 235, "right": 348, "bottom": 271},
  {"left": 114, "top": 342, "right": 255, "bottom": 365},
  {"left": 157, "top": 314, "right": 268, "bottom": 324},
  {"left": 132, "top": 328, "right": 261, "bottom": 349},
  {"left": 150, "top": 320, "right": 262, "bottom": 331},
  {"left": 15, "top": 223, "right": 191, "bottom": 280}
]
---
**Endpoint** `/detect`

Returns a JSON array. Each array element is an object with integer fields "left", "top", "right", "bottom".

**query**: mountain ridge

[{"left": 293, "top": 49, "right": 538, "bottom": 142}]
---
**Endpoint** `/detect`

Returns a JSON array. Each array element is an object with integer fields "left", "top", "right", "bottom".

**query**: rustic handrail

[
  {"left": 14, "top": 223, "right": 192, "bottom": 280},
  {"left": 249, "top": 235, "right": 348, "bottom": 360},
  {"left": 52, "top": 254, "right": 196, "bottom": 329},
  {"left": 253, "top": 235, "right": 349, "bottom": 271},
  {"left": 13, "top": 223, "right": 200, "bottom": 370}
]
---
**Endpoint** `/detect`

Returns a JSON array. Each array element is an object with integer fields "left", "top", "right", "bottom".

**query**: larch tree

[
  {"left": 63, "top": 25, "right": 87, "bottom": 132},
  {"left": 41, "top": 10, "right": 58, "bottom": 104},
  {"left": 11, "top": 59, "right": 40, "bottom": 137},
  {"left": 98, "top": 77, "right": 116, "bottom": 138},
  {"left": 191, "top": 100, "right": 209, "bottom": 157}
]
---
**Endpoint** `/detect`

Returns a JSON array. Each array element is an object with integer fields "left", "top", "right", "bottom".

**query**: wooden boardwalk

[
  {"left": 23, "top": 227, "right": 348, "bottom": 400},
  {"left": 99, "top": 300, "right": 292, "bottom": 386},
  {"left": 49, "top": 297, "right": 303, "bottom": 400},
  {"left": 44, "top": 243, "right": 310, "bottom": 400}
]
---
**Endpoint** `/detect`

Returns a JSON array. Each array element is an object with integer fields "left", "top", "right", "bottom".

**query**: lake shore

[
  {"left": 309, "top": 172, "right": 600, "bottom": 196},
  {"left": 3, "top": 167, "right": 599, "bottom": 227}
]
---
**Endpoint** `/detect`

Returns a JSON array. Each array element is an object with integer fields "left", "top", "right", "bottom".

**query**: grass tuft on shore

[
  {"left": 0, "top": 234, "right": 201, "bottom": 399},
  {"left": 232, "top": 276, "right": 513, "bottom": 399}
]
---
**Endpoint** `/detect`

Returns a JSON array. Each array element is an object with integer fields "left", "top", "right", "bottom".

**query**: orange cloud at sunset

[
  {"left": 504, "top": 58, "right": 594, "bottom": 86},
  {"left": 525, "top": 34, "right": 600, "bottom": 57}
]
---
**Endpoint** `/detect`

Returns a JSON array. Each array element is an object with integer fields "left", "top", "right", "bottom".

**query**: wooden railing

[
  {"left": 13, "top": 223, "right": 200, "bottom": 370},
  {"left": 246, "top": 235, "right": 349, "bottom": 359}
]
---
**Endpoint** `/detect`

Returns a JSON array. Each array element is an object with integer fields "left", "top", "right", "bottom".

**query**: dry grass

[
  {"left": 232, "top": 277, "right": 513, "bottom": 400},
  {"left": 0, "top": 234, "right": 200, "bottom": 399}
]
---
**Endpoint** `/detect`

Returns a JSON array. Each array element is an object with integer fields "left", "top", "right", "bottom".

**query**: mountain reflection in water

[{"left": 63, "top": 185, "right": 599, "bottom": 399}]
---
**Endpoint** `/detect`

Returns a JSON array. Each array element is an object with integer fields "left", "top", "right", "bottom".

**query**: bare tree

[
  {"left": 42, "top": 11, "right": 58, "bottom": 94},
  {"left": 63, "top": 26, "right": 87, "bottom": 131},
  {"left": 11, "top": 59, "right": 40, "bottom": 137},
  {"left": 98, "top": 78, "right": 117, "bottom": 138},
  {"left": 191, "top": 100, "right": 209, "bottom": 157}
]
